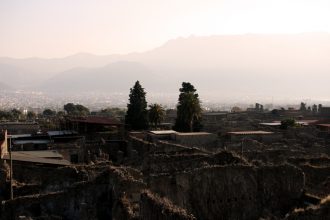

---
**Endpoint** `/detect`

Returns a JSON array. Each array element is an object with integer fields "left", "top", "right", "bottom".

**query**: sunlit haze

[{"left": 1, "top": 0, "right": 330, "bottom": 58}]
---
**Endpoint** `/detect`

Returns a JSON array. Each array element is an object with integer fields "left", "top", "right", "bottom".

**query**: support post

[{"left": 9, "top": 136, "right": 13, "bottom": 200}]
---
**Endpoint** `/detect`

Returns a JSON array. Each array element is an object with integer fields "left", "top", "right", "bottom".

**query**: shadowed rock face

[
  {"left": 285, "top": 196, "right": 330, "bottom": 220},
  {"left": 148, "top": 164, "right": 305, "bottom": 220},
  {"left": 0, "top": 166, "right": 146, "bottom": 220},
  {"left": 140, "top": 190, "right": 196, "bottom": 220}
]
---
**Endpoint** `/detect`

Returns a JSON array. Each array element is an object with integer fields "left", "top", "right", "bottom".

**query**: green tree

[
  {"left": 300, "top": 102, "right": 307, "bottom": 111},
  {"left": 148, "top": 104, "right": 165, "bottom": 129},
  {"left": 280, "top": 118, "right": 296, "bottom": 129},
  {"left": 0, "top": 110, "right": 12, "bottom": 121},
  {"left": 57, "top": 111, "right": 66, "bottom": 117},
  {"left": 75, "top": 104, "right": 90, "bottom": 116},
  {"left": 11, "top": 109, "right": 22, "bottom": 121},
  {"left": 26, "top": 111, "right": 37, "bottom": 120},
  {"left": 64, "top": 103, "right": 89, "bottom": 116},
  {"left": 64, "top": 103, "right": 75, "bottom": 114},
  {"left": 312, "top": 104, "right": 318, "bottom": 114},
  {"left": 174, "top": 82, "right": 202, "bottom": 132},
  {"left": 100, "top": 108, "right": 126, "bottom": 118},
  {"left": 43, "top": 109, "right": 56, "bottom": 117},
  {"left": 125, "top": 81, "right": 149, "bottom": 130}
]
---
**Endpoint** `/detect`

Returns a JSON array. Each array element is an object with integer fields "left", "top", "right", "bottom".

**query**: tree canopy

[
  {"left": 43, "top": 109, "right": 56, "bottom": 117},
  {"left": 64, "top": 103, "right": 90, "bottom": 116},
  {"left": 125, "top": 81, "right": 149, "bottom": 130},
  {"left": 148, "top": 104, "right": 165, "bottom": 129},
  {"left": 280, "top": 118, "right": 296, "bottom": 129},
  {"left": 174, "top": 82, "right": 202, "bottom": 132}
]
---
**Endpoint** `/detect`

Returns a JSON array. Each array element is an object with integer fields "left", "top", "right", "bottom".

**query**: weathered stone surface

[
  {"left": 140, "top": 190, "right": 196, "bottom": 220},
  {"left": 1, "top": 166, "right": 146, "bottom": 220},
  {"left": 285, "top": 196, "right": 330, "bottom": 220},
  {"left": 148, "top": 164, "right": 305, "bottom": 220}
]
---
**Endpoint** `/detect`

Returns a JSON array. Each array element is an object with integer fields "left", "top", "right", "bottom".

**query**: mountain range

[{"left": 0, "top": 33, "right": 330, "bottom": 102}]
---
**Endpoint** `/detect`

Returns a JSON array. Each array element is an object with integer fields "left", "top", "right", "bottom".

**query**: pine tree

[
  {"left": 174, "top": 82, "right": 202, "bottom": 132},
  {"left": 125, "top": 81, "right": 149, "bottom": 130}
]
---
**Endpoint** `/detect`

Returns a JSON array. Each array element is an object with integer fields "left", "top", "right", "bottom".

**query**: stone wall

[
  {"left": 299, "top": 165, "right": 330, "bottom": 197},
  {"left": 142, "top": 151, "right": 248, "bottom": 175},
  {"left": 285, "top": 196, "right": 330, "bottom": 220},
  {"left": 148, "top": 164, "right": 305, "bottom": 220},
  {"left": 172, "top": 132, "right": 218, "bottom": 149},
  {"left": 1, "top": 165, "right": 146, "bottom": 220},
  {"left": 140, "top": 190, "right": 196, "bottom": 220}
]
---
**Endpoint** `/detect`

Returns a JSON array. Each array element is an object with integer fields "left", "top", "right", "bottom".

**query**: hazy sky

[{"left": 1, "top": 0, "right": 330, "bottom": 58}]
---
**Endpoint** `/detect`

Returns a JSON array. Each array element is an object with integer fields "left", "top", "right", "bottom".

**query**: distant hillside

[
  {"left": 39, "top": 61, "right": 158, "bottom": 93},
  {"left": 1, "top": 33, "right": 330, "bottom": 100}
]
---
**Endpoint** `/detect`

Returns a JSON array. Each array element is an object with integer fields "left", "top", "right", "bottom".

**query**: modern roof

[
  {"left": 227, "top": 131, "right": 274, "bottom": 135},
  {"left": 176, "top": 132, "right": 212, "bottom": 136},
  {"left": 272, "top": 120, "right": 319, "bottom": 125},
  {"left": 13, "top": 140, "right": 50, "bottom": 145},
  {"left": 11, "top": 150, "right": 64, "bottom": 158},
  {"left": 259, "top": 122, "right": 281, "bottom": 126},
  {"left": 68, "top": 116, "right": 121, "bottom": 125},
  {"left": 149, "top": 130, "right": 177, "bottom": 135},
  {"left": 47, "top": 130, "right": 78, "bottom": 136},
  {"left": 2, "top": 151, "right": 70, "bottom": 166},
  {"left": 7, "top": 134, "right": 32, "bottom": 138}
]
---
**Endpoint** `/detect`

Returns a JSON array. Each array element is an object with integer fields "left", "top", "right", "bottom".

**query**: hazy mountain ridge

[
  {"left": 39, "top": 61, "right": 158, "bottom": 93},
  {"left": 1, "top": 33, "right": 330, "bottom": 100}
]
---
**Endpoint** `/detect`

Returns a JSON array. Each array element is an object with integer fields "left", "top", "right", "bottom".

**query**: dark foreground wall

[
  {"left": 140, "top": 190, "right": 196, "bottom": 220},
  {"left": 148, "top": 164, "right": 305, "bottom": 220},
  {"left": 1, "top": 166, "right": 146, "bottom": 220}
]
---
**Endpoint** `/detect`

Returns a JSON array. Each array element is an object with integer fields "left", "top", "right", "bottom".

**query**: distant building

[
  {"left": 144, "top": 130, "right": 217, "bottom": 149},
  {"left": 0, "top": 122, "right": 40, "bottom": 135},
  {"left": 316, "top": 124, "right": 330, "bottom": 133},
  {"left": 319, "top": 107, "right": 330, "bottom": 117},
  {"left": 202, "top": 112, "right": 228, "bottom": 125},
  {"left": 65, "top": 116, "right": 124, "bottom": 140},
  {"left": 226, "top": 130, "right": 282, "bottom": 143},
  {"left": 247, "top": 103, "right": 264, "bottom": 112}
]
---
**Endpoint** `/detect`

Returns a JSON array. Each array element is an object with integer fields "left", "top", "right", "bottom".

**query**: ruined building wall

[
  {"left": 285, "top": 196, "right": 330, "bottom": 220},
  {"left": 147, "top": 164, "right": 305, "bottom": 220},
  {"left": 142, "top": 151, "right": 248, "bottom": 175},
  {"left": 140, "top": 190, "right": 196, "bottom": 220},
  {"left": 1, "top": 166, "right": 146, "bottom": 220}
]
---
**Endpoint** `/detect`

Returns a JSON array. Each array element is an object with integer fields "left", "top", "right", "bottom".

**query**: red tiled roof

[{"left": 68, "top": 116, "right": 122, "bottom": 125}]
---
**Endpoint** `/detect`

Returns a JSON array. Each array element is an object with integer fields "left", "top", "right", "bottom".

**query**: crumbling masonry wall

[
  {"left": 1, "top": 166, "right": 146, "bottom": 220},
  {"left": 140, "top": 190, "right": 196, "bottom": 220},
  {"left": 148, "top": 164, "right": 305, "bottom": 220}
]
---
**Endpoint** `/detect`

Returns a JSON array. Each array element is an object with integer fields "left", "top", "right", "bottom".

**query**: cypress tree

[{"left": 125, "top": 81, "right": 149, "bottom": 130}]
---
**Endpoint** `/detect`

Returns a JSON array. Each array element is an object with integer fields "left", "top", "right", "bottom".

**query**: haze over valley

[{"left": 1, "top": 33, "right": 330, "bottom": 109}]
